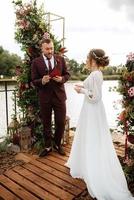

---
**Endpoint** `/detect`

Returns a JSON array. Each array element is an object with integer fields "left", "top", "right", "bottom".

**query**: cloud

[
  {"left": 105, "top": 0, "right": 134, "bottom": 21},
  {"left": 67, "top": 25, "right": 134, "bottom": 35}
]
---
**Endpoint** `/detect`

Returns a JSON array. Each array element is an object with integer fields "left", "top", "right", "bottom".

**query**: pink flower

[
  {"left": 16, "top": 4, "right": 32, "bottom": 17},
  {"left": 17, "top": 20, "right": 30, "bottom": 29},
  {"left": 126, "top": 52, "right": 134, "bottom": 61},
  {"left": 43, "top": 32, "right": 50, "bottom": 39},
  {"left": 24, "top": 3, "right": 32, "bottom": 12},
  {"left": 19, "top": 8, "right": 25, "bottom": 15},
  {"left": 128, "top": 86, "right": 134, "bottom": 97}
]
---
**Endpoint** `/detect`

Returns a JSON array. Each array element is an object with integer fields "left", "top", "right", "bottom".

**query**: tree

[
  {"left": 68, "top": 59, "right": 80, "bottom": 74},
  {"left": 0, "top": 46, "right": 4, "bottom": 54},
  {"left": 0, "top": 46, "right": 22, "bottom": 76}
]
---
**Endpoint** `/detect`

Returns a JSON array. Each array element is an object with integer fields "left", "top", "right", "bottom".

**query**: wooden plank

[
  {"left": 22, "top": 163, "right": 81, "bottom": 196},
  {"left": 115, "top": 148, "right": 124, "bottom": 153},
  {"left": 63, "top": 143, "right": 72, "bottom": 148},
  {"left": 51, "top": 152, "right": 69, "bottom": 161},
  {"left": 4, "top": 170, "right": 59, "bottom": 200},
  {"left": 0, "top": 175, "right": 39, "bottom": 200},
  {"left": 38, "top": 157, "right": 70, "bottom": 175},
  {"left": 15, "top": 153, "right": 38, "bottom": 163},
  {"left": 115, "top": 146, "right": 124, "bottom": 150},
  {"left": 63, "top": 145, "right": 72, "bottom": 150},
  {"left": 30, "top": 159, "right": 86, "bottom": 190},
  {"left": 62, "top": 147, "right": 70, "bottom": 153},
  {"left": 9, "top": 167, "right": 74, "bottom": 200},
  {"left": 0, "top": 142, "right": 125, "bottom": 200},
  {"left": 46, "top": 154, "right": 67, "bottom": 166},
  {"left": 0, "top": 184, "right": 20, "bottom": 200},
  {"left": 62, "top": 151, "right": 70, "bottom": 157}
]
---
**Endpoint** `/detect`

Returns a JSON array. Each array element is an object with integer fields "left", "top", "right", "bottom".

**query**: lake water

[
  {"left": 65, "top": 80, "right": 122, "bottom": 129},
  {"left": 0, "top": 80, "right": 122, "bottom": 138}
]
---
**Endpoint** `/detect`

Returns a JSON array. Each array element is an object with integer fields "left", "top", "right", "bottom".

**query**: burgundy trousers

[{"left": 40, "top": 96, "right": 66, "bottom": 148}]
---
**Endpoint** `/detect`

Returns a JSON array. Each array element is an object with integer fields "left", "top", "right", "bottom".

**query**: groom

[{"left": 31, "top": 37, "right": 70, "bottom": 157}]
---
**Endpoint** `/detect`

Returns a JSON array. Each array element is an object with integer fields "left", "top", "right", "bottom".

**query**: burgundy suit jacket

[{"left": 31, "top": 54, "right": 70, "bottom": 103}]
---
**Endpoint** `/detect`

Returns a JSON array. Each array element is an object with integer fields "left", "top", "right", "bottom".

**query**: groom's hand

[
  {"left": 42, "top": 75, "right": 51, "bottom": 85},
  {"left": 52, "top": 76, "right": 62, "bottom": 82}
]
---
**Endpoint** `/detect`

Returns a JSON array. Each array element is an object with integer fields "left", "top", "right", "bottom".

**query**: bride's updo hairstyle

[{"left": 88, "top": 49, "right": 109, "bottom": 67}]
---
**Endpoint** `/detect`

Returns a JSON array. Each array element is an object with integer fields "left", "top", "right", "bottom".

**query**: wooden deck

[{"left": 0, "top": 143, "right": 125, "bottom": 200}]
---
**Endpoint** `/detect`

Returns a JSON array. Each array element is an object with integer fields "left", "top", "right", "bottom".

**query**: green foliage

[
  {"left": 0, "top": 46, "right": 22, "bottom": 76},
  {"left": 116, "top": 53, "right": 134, "bottom": 150},
  {"left": 0, "top": 137, "right": 11, "bottom": 152},
  {"left": 103, "top": 75, "right": 121, "bottom": 80},
  {"left": 119, "top": 147, "right": 134, "bottom": 184},
  {"left": 124, "top": 164, "right": 134, "bottom": 183},
  {"left": 32, "top": 123, "right": 44, "bottom": 152},
  {"left": 68, "top": 59, "right": 80, "bottom": 73},
  {"left": 0, "top": 46, "right": 4, "bottom": 54},
  {"left": 102, "top": 66, "right": 114, "bottom": 75}
]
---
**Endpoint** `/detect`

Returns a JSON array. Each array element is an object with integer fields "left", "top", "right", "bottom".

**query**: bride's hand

[
  {"left": 74, "top": 86, "right": 81, "bottom": 93},
  {"left": 75, "top": 84, "right": 84, "bottom": 88}
]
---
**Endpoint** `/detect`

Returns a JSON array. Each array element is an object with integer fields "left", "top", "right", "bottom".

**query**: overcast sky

[{"left": 0, "top": 0, "right": 134, "bottom": 65}]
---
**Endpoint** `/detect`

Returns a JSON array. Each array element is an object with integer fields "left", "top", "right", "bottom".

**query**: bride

[{"left": 65, "top": 49, "right": 134, "bottom": 200}]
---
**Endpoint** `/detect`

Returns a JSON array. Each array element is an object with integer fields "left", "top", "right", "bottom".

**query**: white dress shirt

[{"left": 42, "top": 54, "right": 55, "bottom": 70}]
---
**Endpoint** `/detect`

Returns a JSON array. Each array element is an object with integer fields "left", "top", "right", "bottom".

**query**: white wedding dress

[{"left": 65, "top": 71, "right": 134, "bottom": 200}]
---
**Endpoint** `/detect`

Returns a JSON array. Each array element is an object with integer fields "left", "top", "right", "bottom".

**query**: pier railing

[{"left": 0, "top": 79, "right": 17, "bottom": 134}]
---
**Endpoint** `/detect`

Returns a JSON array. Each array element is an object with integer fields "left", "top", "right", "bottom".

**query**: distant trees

[
  {"left": 67, "top": 58, "right": 125, "bottom": 80},
  {"left": 67, "top": 59, "right": 88, "bottom": 75},
  {"left": 0, "top": 45, "right": 125, "bottom": 79},
  {"left": 0, "top": 46, "right": 22, "bottom": 77}
]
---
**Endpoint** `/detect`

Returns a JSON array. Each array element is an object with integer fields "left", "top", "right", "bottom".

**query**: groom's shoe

[
  {"left": 39, "top": 147, "right": 52, "bottom": 157},
  {"left": 53, "top": 144, "right": 66, "bottom": 156}
]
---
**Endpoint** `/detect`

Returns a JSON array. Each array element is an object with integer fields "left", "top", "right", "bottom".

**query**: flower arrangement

[
  {"left": 116, "top": 53, "right": 134, "bottom": 191},
  {"left": 117, "top": 52, "right": 134, "bottom": 145},
  {"left": 12, "top": 0, "right": 63, "bottom": 150}
]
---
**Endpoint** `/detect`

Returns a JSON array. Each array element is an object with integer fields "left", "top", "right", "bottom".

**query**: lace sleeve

[{"left": 80, "top": 73, "right": 102, "bottom": 103}]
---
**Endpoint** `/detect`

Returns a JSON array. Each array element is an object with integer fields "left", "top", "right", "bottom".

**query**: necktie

[{"left": 47, "top": 58, "right": 52, "bottom": 72}]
